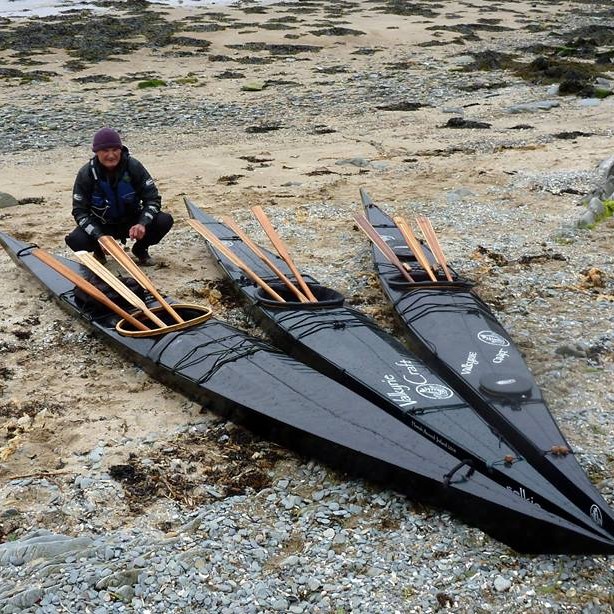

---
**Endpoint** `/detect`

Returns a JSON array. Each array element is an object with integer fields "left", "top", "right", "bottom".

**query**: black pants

[{"left": 65, "top": 212, "right": 174, "bottom": 255}]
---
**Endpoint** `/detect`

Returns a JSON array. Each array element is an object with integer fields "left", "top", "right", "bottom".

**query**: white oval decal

[
  {"left": 590, "top": 504, "right": 604, "bottom": 526},
  {"left": 478, "top": 330, "right": 510, "bottom": 347},
  {"left": 416, "top": 383, "right": 454, "bottom": 400}
]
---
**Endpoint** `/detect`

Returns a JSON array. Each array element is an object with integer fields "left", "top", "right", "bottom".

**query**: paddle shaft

[
  {"left": 187, "top": 219, "right": 286, "bottom": 303},
  {"left": 98, "top": 236, "right": 184, "bottom": 323},
  {"left": 354, "top": 214, "right": 414, "bottom": 283},
  {"left": 250, "top": 206, "right": 318, "bottom": 302},
  {"left": 74, "top": 251, "right": 167, "bottom": 327},
  {"left": 221, "top": 216, "right": 309, "bottom": 303},
  {"left": 32, "top": 249, "right": 150, "bottom": 331},
  {"left": 393, "top": 217, "right": 437, "bottom": 282}
]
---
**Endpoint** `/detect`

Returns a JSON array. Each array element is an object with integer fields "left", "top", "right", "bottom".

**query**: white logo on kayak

[
  {"left": 382, "top": 374, "right": 417, "bottom": 408},
  {"left": 382, "top": 359, "right": 454, "bottom": 407},
  {"left": 495, "top": 378, "right": 518, "bottom": 386},
  {"left": 492, "top": 348, "right": 510, "bottom": 364},
  {"left": 380, "top": 234, "right": 395, "bottom": 242},
  {"left": 590, "top": 504, "right": 604, "bottom": 526},
  {"left": 461, "top": 351, "right": 479, "bottom": 374},
  {"left": 416, "top": 383, "right": 454, "bottom": 400},
  {"left": 506, "top": 486, "right": 539, "bottom": 507},
  {"left": 478, "top": 330, "right": 510, "bottom": 347}
]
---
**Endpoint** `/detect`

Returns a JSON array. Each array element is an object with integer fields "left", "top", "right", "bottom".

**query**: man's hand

[{"left": 129, "top": 224, "right": 146, "bottom": 240}]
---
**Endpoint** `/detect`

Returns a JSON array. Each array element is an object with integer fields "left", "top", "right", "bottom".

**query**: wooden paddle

[
  {"left": 250, "top": 206, "right": 318, "bottom": 302},
  {"left": 98, "top": 236, "right": 184, "bottom": 324},
  {"left": 354, "top": 214, "right": 415, "bottom": 283},
  {"left": 415, "top": 216, "right": 453, "bottom": 281},
  {"left": 393, "top": 216, "right": 438, "bottom": 282},
  {"left": 32, "top": 248, "right": 150, "bottom": 332},
  {"left": 221, "top": 216, "right": 309, "bottom": 303},
  {"left": 74, "top": 251, "right": 167, "bottom": 328},
  {"left": 186, "top": 218, "right": 286, "bottom": 303}
]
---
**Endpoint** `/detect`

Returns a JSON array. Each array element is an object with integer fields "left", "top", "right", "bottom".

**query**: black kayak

[
  {"left": 184, "top": 198, "right": 614, "bottom": 550},
  {"left": 5, "top": 233, "right": 614, "bottom": 553},
  {"left": 360, "top": 189, "right": 614, "bottom": 539}
]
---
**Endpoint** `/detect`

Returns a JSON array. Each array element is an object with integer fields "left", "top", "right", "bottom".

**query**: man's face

[{"left": 96, "top": 147, "right": 122, "bottom": 171}]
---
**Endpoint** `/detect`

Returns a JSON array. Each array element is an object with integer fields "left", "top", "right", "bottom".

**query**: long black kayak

[
  {"left": 184, "top": 198, "right": 614, "bottom": 548},
  {"left": 5, "top": 233, "right": 614, "bottom": 553},
  {"left": 360, "top": 190, "right": 614, "bottom": 539}
]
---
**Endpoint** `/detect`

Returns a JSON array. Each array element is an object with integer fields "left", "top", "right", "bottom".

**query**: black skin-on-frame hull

[
  {"left": 359, "top": 190, "right": 614, "bottom": 540},
  {"left": 183, "top": 199, "right": 614, "bottom": 552},
  {"left": 4, "top": 232, "right": 613, "bottom": 554}
]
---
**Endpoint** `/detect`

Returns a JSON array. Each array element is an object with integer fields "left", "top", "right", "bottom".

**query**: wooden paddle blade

[
  {"left": 187, "top": 218, "right": 286, "bottom": 303},
  {"left": 415, "top": 216, "right": 453, "bottom": 281},
  {"left": 32, "top": 248, "right": 150, "bottom": 332},
  {"left": 221, "top": 215, "right": 309, "bottom": 303},
  {"left": 393, "top": 217, "right": 437, "bottom": 282},
  {"left": 354, "top": 214, "right": 415, "bottom": 283},
  {"left": 74, "top": 251, "right": 167, "bottom": 328},
  {"left": 98, "top": 236, "right": 184, "bottom": 323},
  {"left": 250, "top": 206, "right": 318, "bottom": 302}
]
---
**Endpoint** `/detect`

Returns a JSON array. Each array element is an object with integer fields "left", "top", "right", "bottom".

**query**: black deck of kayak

[
  {"left": 6, "top": 232, "right": 614, "bottom": 553},
  {"left": 360, "top": 192, "right": 614, "bottom": 539},
  {"left": 184, "top": 199, "right": 614, "bottom": 552}
]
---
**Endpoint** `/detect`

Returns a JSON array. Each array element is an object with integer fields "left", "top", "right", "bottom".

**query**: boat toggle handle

[{"left": 443, "top": 459, "right": 475, "bottom": 486}]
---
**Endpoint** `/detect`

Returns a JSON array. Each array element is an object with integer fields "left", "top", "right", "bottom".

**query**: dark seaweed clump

[
  {"left": 109, "top": 422, "right": 288, "bottom": 512},
  {"left": 517, "top": 56, "right": 608, "bottom": 97},
  {"left": 0, "top": 7, "right": 218, "bottom": 67},
  {"left": 372, "top": 1, "right": 442, "bottom": 18},
  {"left": 225, "top": 42, "right": 323, "bottom": 55}
]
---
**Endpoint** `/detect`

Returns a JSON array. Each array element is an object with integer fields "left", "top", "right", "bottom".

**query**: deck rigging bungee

[
  {"left": 184, "top": 198, "right": 614, "bottom": 547},
  {"left": 359, "top": 189, "right": 614, "bottom": 539},
  {"left": 4, "top": 231, "right": 613, "bottom": 553}
]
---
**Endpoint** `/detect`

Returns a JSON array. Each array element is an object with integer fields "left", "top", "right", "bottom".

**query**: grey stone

[
  {"left": 272, "top": 598, "right": 289, "bottom": 611},
  {"left": 494, "top": 576, "right": 512, "bottom": 592},
  {"left": 0, "top": 534, "right": 93, "bottom": 564},
  {"left": 0, "top": 192, "right": 18, "bottom": 209},
  {"left": 578, "top": 98, "right": 601, "bottom": 107},
  {"left": 546, "top": 84, "right": 560, "bottom": 96},
  {"left": 3, "top": 588, "right": 44, "bottom": 608},
  {"left": 335, "top": 157, "right": 370, "bottom": 168},
  {"left": 446, "top": 188, "right": 475, "bottom": 204},
  {"left": 507, "top": 100, "right": 560, "bottom": 113},
  {"left": 95, "top": 568, "right": 140, "bottom": 589},
  {"left": 587, "top": 197, "right": 605, "bottom": 217},
  {"left": 577, "top": 209, "right": 596, "bottom": 228}
]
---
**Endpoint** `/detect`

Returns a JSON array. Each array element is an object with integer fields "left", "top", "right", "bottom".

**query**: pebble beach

[{"left": 0, "top": 0, "right": 613, "bottom": 612}]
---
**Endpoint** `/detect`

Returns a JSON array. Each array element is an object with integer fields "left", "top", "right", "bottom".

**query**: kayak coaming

[
  {"left": 184, "top": 199, "right": 614, "bottom": 548},
  {"left": 5, "top": 235, "right": 613, "bottom": 553},
  {"left": 361, "top": 194, "right": 614, "bottom": 538}
]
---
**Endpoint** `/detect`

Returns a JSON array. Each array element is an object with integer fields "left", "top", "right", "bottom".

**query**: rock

[
  {"left": 446, "top": 188, "right": 475, "bottom": 203},
  {"left": 598, "top": 155, "right": 614, "bottom": 177},
  {"left": 587, "top": 197, "right": 605, "bottom": 217},
  {"left": 506, "top": 100, "right": 560, "bottom": 113},
  {"left": 241, "top": 80, "right": 266, "bottom": 91},
  {"left": 494, "top": 576, "right": 512, "bottom": 592},
  {"left": 335, "top": 157, "right": 370, "bottom": 168},
  {"left": 0, "top": 192, "right": 18, "bottom": 209},
  {"left": 555, "top": 343, "right": 587, "bottom": 358},
  {"left": 2, "top": 587, "right": 44, "bottom": 609},
  {"left": 577, "top": 209, "right": 596, "bottom": 228},
  {"left": 577, "top": 98, "right": 601, "bottom": 107},
  {"left": 0, "top": 533, "right": 93, "bottom": 564},
  {"left": 443, "top": 117, "right": 491, "bottom": 129}
]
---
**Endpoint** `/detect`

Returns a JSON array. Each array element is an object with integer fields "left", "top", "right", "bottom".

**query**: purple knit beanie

[{"left": 92, "top": 128, "right": 122, "bottom": 152}]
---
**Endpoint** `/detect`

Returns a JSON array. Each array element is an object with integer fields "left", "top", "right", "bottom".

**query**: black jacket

[{"left": 71, "top": 147, "right": 162, "bottom": 239}]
